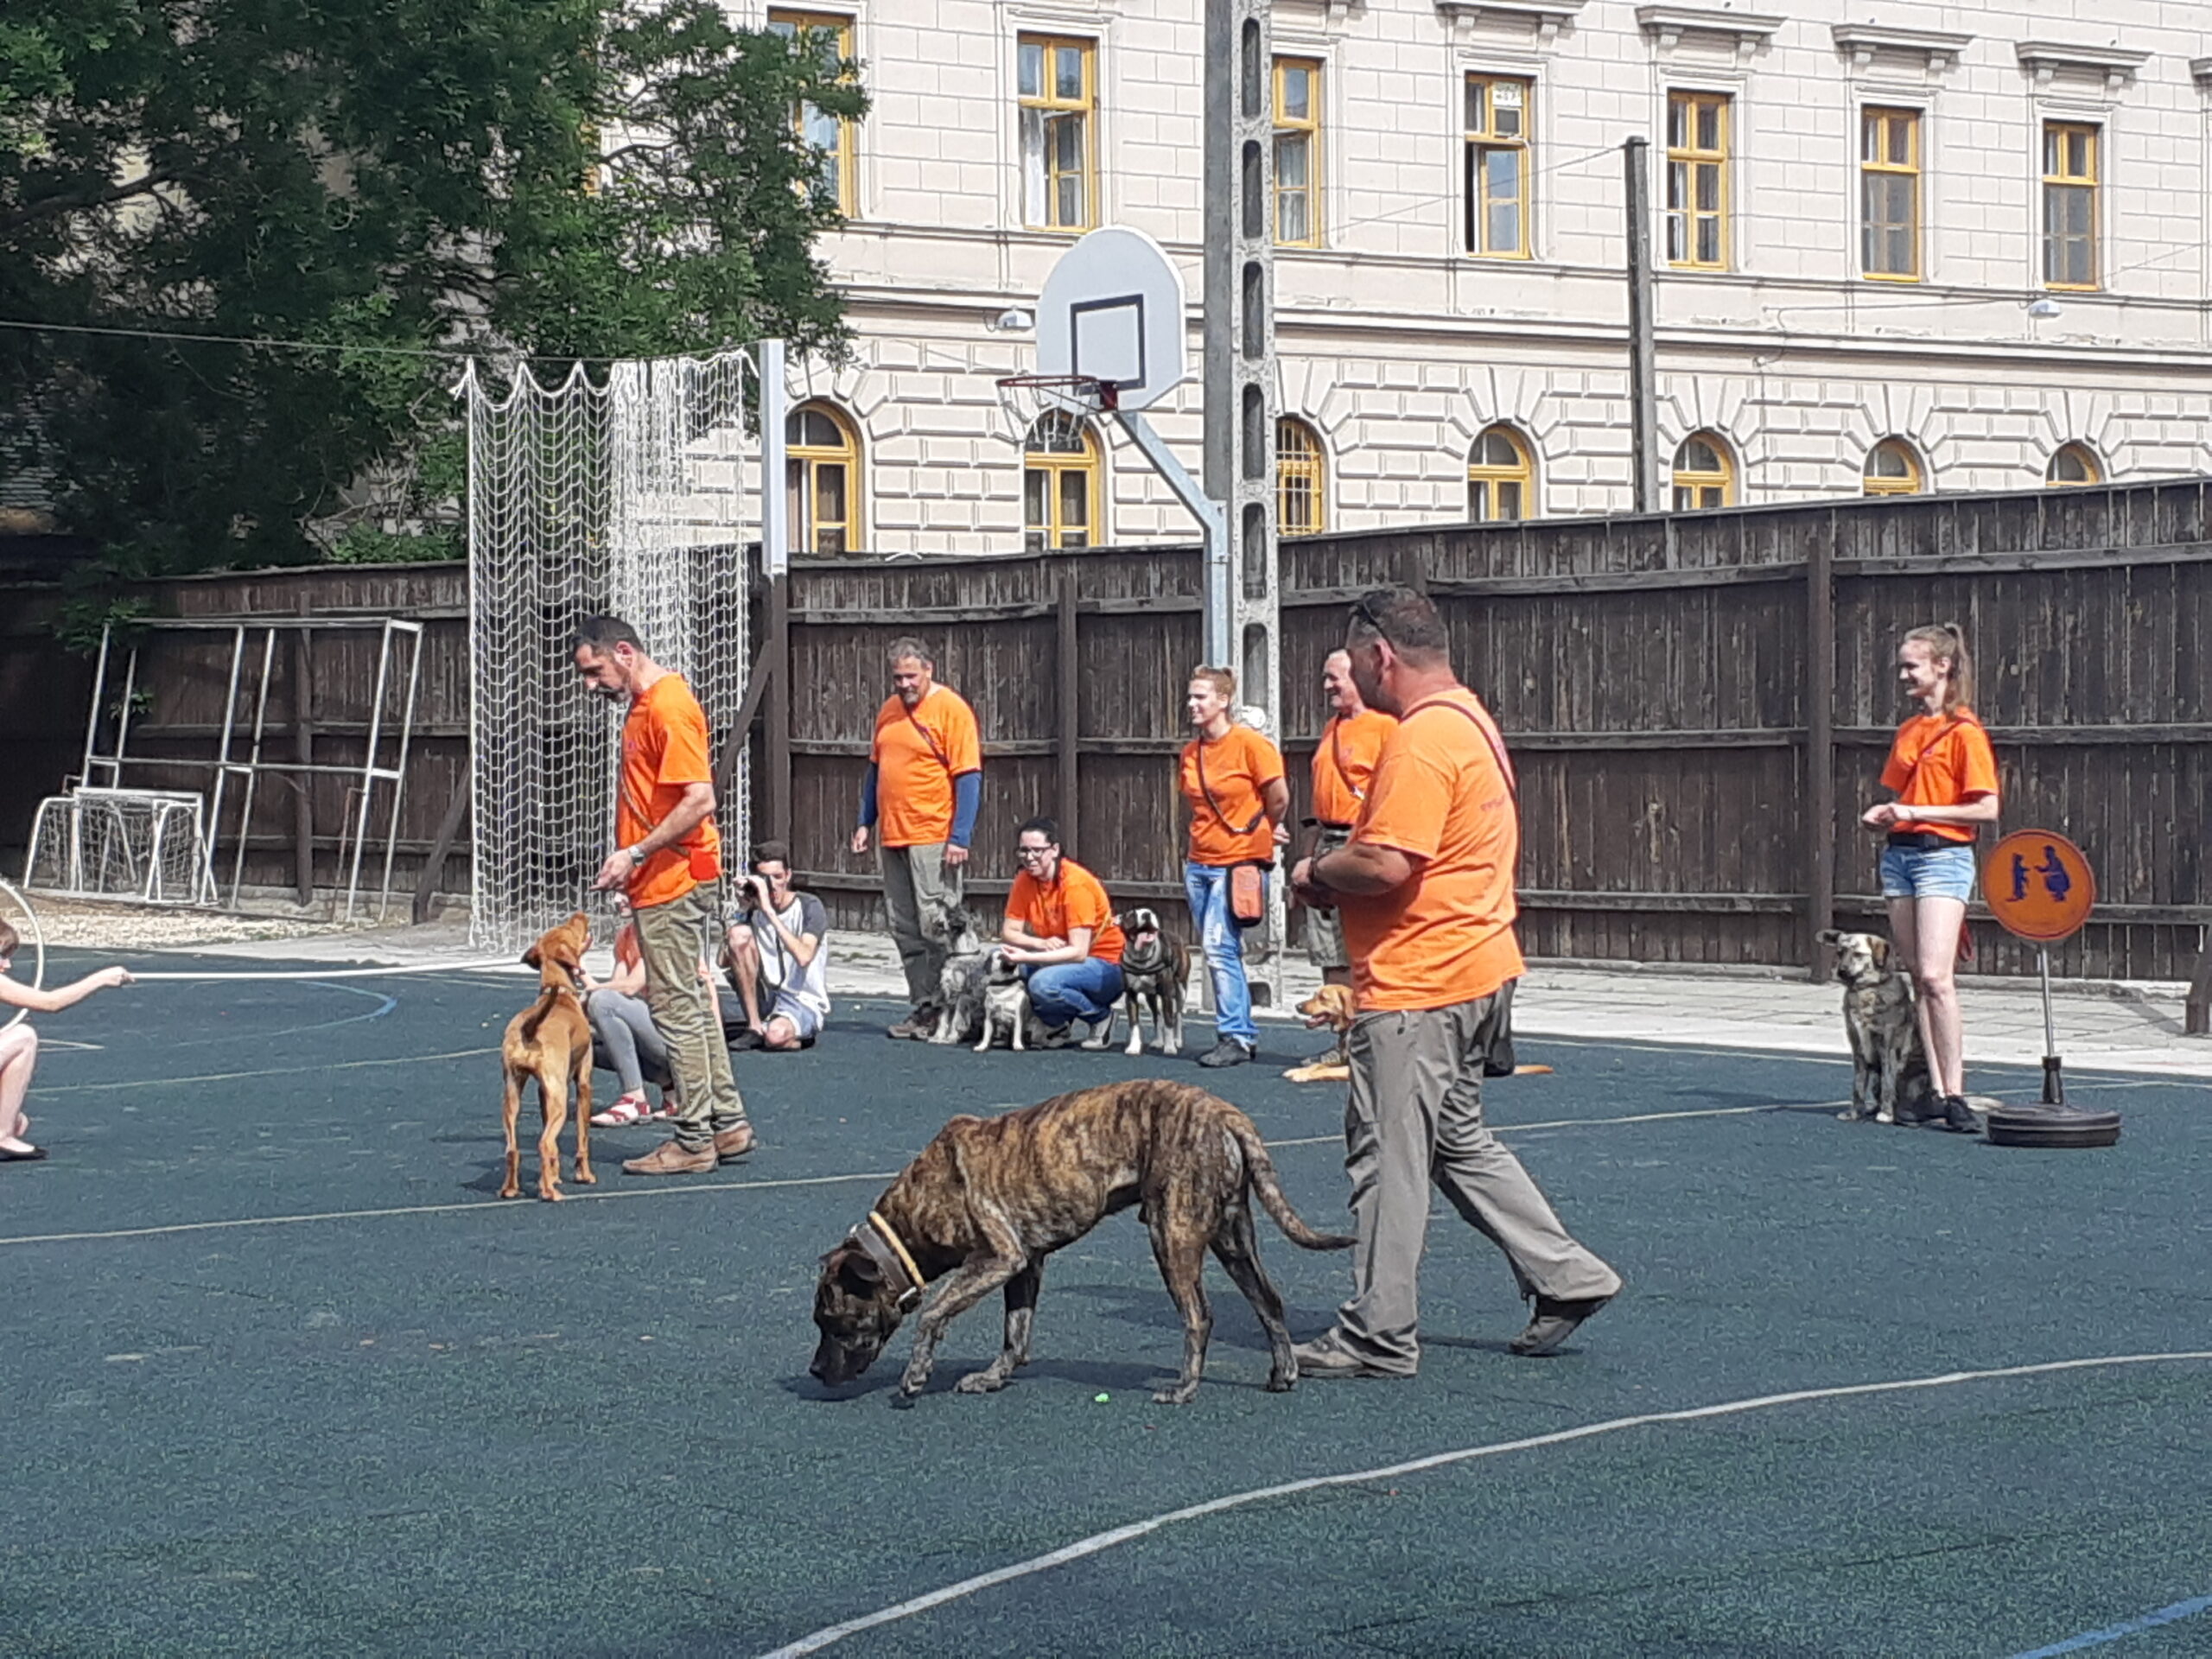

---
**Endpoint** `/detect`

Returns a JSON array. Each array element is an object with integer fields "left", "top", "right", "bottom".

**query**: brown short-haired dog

[
  {"left": 1288, "top": 981, "right": 1551, "bottom": 1083},
  {"left": 810, "top": 1080, "right": 1355, "bottom": 1405},
  {"left": 499, "top": 912, "right": 598, "bottom": 1202}
]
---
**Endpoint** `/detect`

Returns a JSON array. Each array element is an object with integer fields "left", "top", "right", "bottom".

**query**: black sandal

[{"left": 0, "top": 1145, "right": 48, "bottom": 1162}]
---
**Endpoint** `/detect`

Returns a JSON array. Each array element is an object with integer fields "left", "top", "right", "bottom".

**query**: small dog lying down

[
  {"left": 1285, "top": 982, "right": 1553, "bottom": 1084},
  {"left": 809, "top": 1080, "right": 1356, "bottom": 1404},
  {"left": 499, "top": 912, "right": 598, "bottom": 1201}
]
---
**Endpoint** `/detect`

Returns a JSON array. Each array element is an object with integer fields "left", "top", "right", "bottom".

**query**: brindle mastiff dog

[{"left": 810, "top": 1079, "right": 1355, "bottom": 1404}]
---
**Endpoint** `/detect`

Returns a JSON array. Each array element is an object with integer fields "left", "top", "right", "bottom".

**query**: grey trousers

[
  {"left": 1334, "top": 995, "right": 1622, "bottom": 1371},
  {"left": 880, "top": 840, "right": 963, "bottom": 1011},
  {"left": 634, "top": 880, "right": 747, "bottom": 1152},
  {"left": 587, "top": 988, "right": 669, "bottom": 1094}
]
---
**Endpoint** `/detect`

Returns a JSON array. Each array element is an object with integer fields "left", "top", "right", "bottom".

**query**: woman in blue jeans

[
  {"left": 1177, "top": 667, "right": 1289, "bottom": 1068},
  {"left": 1861, "top": 621, "right": 1999, "bottom": 1132}
]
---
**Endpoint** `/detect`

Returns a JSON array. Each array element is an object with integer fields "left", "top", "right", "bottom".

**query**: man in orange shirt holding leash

[
  {"left": 574, "top": 616, "right": 752, "bottom": 1175},
  {"left": 1001, "top": 816, "right": 1125, "bottom": 1046},
  {"left": 851, "top": 638, "right": 982, "bottom": 1039},
  {"left": 1290, "top": 588, "right": 1620, "bottom": 1377},
  {"left": 1300, "top": 648, "right": 1396, "bottom": 1067}
]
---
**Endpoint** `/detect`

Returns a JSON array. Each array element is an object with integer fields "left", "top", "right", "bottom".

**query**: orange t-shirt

[
  {"left": 870, "top": 684, "right": 982, "bottom": 848},
  {"left": 1180, "top": 724, "right": 1285, "bottom": 867},
  {"left": 1880, "top": 711, "right": 1999, "bottom": 843},
  {"left": 1007, "top": 858, "right": 1125, "bottom": 965},
  {"left": 1339, "top": 688, "right": 1524, "bottom": 1012},
  {"left": 619, "top": 673, "right": 721, "bottom": 909},
  {"left": 1311, "top": 709, "right": 1399, "bottom": 827}
]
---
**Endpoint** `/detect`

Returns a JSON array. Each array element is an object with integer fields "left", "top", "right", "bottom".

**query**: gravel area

[{"left": 1, "top": 893, "right": 367, "bottom": 951}]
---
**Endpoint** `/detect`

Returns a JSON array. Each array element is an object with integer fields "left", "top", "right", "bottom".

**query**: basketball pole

[{"left": 1200, "top": 0, "right": 1285, "bottom": 1008}]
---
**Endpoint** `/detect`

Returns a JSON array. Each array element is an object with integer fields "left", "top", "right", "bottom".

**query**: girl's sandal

[{"left": 590, "top": 1094, "right": 650, "bottom": 1128}]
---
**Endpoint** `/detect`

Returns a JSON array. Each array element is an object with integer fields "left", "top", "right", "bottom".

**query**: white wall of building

[{"left": 735, "top": 0, "right": 2212, "bottom": 553}]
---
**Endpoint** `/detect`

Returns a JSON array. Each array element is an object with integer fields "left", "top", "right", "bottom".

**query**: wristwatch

[{"left": 626, "top": 845, "right": 647, "bottom": 868}]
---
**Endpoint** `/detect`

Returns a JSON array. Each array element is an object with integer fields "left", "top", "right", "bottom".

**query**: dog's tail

[
  {"left": 517, "top": 984, "right": 563, "bottom": 1042},
  {"left": 1227, "top": 1115, "right": 1357, "bottom": 1250}
]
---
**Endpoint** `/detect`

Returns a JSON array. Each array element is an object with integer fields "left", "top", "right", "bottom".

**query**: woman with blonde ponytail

[{"left": 1861, "top": 621, "right": 1999, "bottom": 1132}]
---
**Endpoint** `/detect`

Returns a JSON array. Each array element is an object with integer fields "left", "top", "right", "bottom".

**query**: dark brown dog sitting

[
  {"left": 810, "top": 1079, "right": 1355, "bottom": 1404},
  {"left": 499, "top": 912, "right": 597, "bottom": 1202}
]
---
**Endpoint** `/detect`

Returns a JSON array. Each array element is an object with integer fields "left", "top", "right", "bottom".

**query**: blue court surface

[{"left": 2, "top": 950, "right": 2207, "bottom": 1657}]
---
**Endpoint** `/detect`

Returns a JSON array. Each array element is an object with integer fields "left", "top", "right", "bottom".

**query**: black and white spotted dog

[{"left": 1114, "top": 906, "right": 1192, "bottom": 1057}]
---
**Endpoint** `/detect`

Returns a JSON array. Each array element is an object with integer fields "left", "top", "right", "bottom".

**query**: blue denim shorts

[{"left": 1880, "top": 842, "right": 1976, "bottom": 901}]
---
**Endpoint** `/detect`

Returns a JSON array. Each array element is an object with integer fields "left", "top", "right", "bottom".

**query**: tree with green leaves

[{"left": 0, "top": 0, "right": 864, "bottom": 573}]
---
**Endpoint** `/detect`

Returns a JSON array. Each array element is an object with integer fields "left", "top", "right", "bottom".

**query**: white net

[
  {"left": 462, "top": 353, "right": 758, "bottom": 955},
  {"left": 24, "top": 788, "right": 216, "bottom": 907}
]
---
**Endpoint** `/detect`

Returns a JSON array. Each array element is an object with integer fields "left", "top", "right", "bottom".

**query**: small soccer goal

[{"left": 24, "top": 786, "right": 217, "bottom": 907}]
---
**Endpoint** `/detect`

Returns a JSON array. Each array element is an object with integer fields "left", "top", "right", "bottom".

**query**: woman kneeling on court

[
  {"left": 0, "top": 920, "right": 133, "bottom": 1161},
  {"left": 1860, "top": 621, "right": 1999, "bottom": 1134}
]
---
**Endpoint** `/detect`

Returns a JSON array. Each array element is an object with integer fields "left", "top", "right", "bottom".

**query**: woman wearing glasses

[{"left": 1001, "top": 816, "right": 1126, "bottom": 1047}]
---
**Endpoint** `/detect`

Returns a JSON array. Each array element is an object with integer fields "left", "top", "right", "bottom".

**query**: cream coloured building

[{"left": 744, "top": 1, "right": 2212, "bottom": 556}]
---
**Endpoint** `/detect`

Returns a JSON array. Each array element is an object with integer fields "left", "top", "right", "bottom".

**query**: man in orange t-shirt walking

[
  {"left": 1001, "top": 816, "right": 1125, "bottom": 1046},
  {"left": 1179, "top": 666, "right": 1289, "bottom": 1069},
  {"left": 1301, "top": 648, "right": 1397, "bottom": 1065},
  {"left": 850, "top": 637, "right": 982, "bottom": 1039},
  {"left": 575, "top": 616, "right": 750, "bottom": 1176},
  {"left": 1290, "top": 589, "right": 1619, "bottom": 1378}
]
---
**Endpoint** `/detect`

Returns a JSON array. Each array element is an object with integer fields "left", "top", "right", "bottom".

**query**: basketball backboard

[{"left": 1034, "top": 226, "right": 1189, "bottom": 412}]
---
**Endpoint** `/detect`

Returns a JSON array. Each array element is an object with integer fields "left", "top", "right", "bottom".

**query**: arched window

[
  {"left": 785, "top": 402, "right": 860, "bottom": 556},
  {"left": 1671, "top": 431, "right": 1735, "bottom": 511},
  {"left": 1276, "top": 416, "right": 1326, "bottom": 536},
  {"left": 1023, "top": 412, "right": 1101, "bottom": 550},
  {"left": 1863, "top": 437, "right": 1923, "bottom": 497},
  {"left": 2046, "top": 442, "right": 2101, "bottom": 487},
  {"left": 1466, "top": 424, "right": 1535, "bottom": 522}
]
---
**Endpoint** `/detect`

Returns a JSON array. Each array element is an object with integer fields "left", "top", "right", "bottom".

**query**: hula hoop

[{"left": 0, "top": 880, "right": 46, "bottom": 1032}]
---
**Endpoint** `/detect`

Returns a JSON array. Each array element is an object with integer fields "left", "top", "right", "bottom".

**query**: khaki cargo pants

[{"left": 634, "top": 880, "right": 747, "bottom": 1153}]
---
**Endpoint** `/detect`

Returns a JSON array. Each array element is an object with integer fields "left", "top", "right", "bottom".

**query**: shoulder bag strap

[
  {"left": 1194, "top": 739, "right": 1268, "bottom": 836},
  {"left": 903, "top": 694, "right": 953, "bottom": 772},
  {"left": 1407, "top": 696, "right": 1517, "bottom": 797}
]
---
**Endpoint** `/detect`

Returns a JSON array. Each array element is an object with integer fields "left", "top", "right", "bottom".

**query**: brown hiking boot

[
  {"left": 621, "top": 1139, "right": 717, "bottom": 1176},
  {"left": 713, "top": 1122, "right": 756, "bottom": 1161}
]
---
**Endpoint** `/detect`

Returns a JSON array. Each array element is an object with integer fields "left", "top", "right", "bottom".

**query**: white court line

[
  {"left": 755, "top": 1350, "right": 2212, "bottom": 1659},
  {"left": 37, "top": 1046, "right": 499, "bottom": 1095},
  {"left": 0, "top": 1105, "right": 1798, "bottom": 1247},
  {"left": 0, "top": 1169, "right": 902, "bottom": 1249},
  {"left": 124, "top": 957, "right": 520, "bottom": 982}
]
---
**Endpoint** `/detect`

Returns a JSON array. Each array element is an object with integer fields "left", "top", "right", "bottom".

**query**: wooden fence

[{"left": 1, "top": 478, "right": 2205, "bottom": 979}]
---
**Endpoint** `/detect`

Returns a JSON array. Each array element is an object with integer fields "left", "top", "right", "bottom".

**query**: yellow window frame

[
  {"left": 1859, "top": 106, "right": 1920, "bottom": 283},
  {"left": 1671, "top": 431, "right": 1735, "bottom": 510},
  {"left": 1464, "top": 75, "right": 1533, "bottom": 259},
  {"left": 1863, "top": 438, "right": 1922, "bottom": 497},
  {"left": 1466, "top": 424, "right": 1536, "bottom": 522},
  {"left": 768, "top": 9, "right": 858, "bottom": 217},
  {"left": 1665, "top": 90, "right": 1731, "bottom": 271},
  {"left": 2046, "top": 442, "right": 2101, "bottom": 487},
  {"left": 785, "top": 402, "right": 861, "bottom": 555},
  {"left": 2042, "top": 122, "right": 2100, "bottom": 292},
  {"left": 1024, "top": 414, "right": 1102, "bottom": 549},
  {"left": 1018, "top": 34, "right": 1096, "bottom": 232},
  {"left": 1276, "top": 416, "right": 1326, "bottom": 534},
  {"left": 1273, "top": 58, "right": 1323, "bottom": 249}
]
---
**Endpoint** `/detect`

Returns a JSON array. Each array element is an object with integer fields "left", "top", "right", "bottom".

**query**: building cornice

[
  {"left": 2014, "top": 40, "right": 2151, "bottom": 92},
  {"left": 2190, "top": 56, "right": 2212, "bottom": 92},
  {"left": 1829, "top": 23, "right": 1973, "bottom": 73},
  {"left": 1637, "top": 6, "right": 1783, "bottom": 62},
  {"left": 1434, "top": 0, "right": 1586, "bottom": 46}
]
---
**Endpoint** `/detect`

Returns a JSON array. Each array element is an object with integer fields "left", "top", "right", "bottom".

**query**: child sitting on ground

[{"left": 0, "top": 919, "right": 133, "bottom": 1162}]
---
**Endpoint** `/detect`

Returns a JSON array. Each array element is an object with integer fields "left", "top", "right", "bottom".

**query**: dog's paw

[
  {"left": 954, "top": 1370, "right": 1008, "bottom": 1395},
  {"left": 1835, "top": 1107, "right": 1860, "bottom": 1122},
  {"left": 1123, "top": 1036, "right": 1143, "bottom": 1057},
  {"left": 1149, "top": 1382, "right": 1200, "bottom": 1406},
  {"left": 498, "top": 1185, "right": 522, "bottom": 1200},
  {"left": 1264, "top": 1370, "right": 1294, "bottom": 1394},
  {"left": 537, "top": 1186, "right": 564, "bottom": 1202},
  {"left": 1874, "top": 1109, "right": 1895, "bottom": 1126}
]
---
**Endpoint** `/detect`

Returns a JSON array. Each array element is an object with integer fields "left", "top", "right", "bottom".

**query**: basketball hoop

[{"left": 996, "top": 372, "right": 1118, "bottom": 435}]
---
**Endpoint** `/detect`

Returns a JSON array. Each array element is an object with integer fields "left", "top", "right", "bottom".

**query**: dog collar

[{"left": 855, "top": 1211, "right": 928, "bottom": 1311}]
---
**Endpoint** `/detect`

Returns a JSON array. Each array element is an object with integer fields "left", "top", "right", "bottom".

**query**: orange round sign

[{"left": 1982, "top": 830, "right": 2096, "bottom": 943}]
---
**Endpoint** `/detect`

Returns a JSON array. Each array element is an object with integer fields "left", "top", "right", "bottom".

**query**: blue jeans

[
  {"left": 1023, "top": 958, "right": 1126, "bottom": 1028},
  {"left": 1184, "top": 861, "right": 1259, "bottom": 1047}
]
